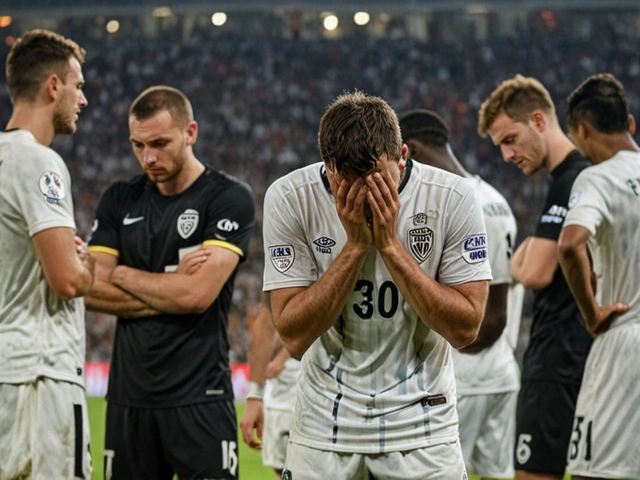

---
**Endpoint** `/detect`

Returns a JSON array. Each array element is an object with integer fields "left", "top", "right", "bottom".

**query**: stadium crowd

[{"left": 1, "top": 12, "right": 639, "bottom": 362}]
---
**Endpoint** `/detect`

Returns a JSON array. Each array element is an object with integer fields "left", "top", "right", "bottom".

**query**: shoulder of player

[
  {"left": 3, "top": 134, "right": 66, "bottom": 172},
  {"left": 265, "top": 163, "right": 325, "bottom": 200},
  {"left": 200, "top": 165, "right": 254, "bottom": 198},
  {"left": 411, "top": 161, "right": 473, "bottom": 198}
]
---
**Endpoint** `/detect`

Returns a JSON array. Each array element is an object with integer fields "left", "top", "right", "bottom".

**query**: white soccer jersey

[
  {"left": 0, "top": 130, "right": 85, "bottom": 387},
  {"left": 451, "top": 177, "right": 521, "bottom": 395},
  {"left": 264, "top": 357, "right": 300, "bottom": 412},
  {"left": 564, "top": 150, "right": 640, "bottom": 329},
  {"left": 263, "top": 160, "right": 492, "bottom": 453}
]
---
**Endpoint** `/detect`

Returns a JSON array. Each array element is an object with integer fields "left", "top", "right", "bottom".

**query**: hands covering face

[{"left": 328, "top": 166, "right": 401, "bottom": 252}]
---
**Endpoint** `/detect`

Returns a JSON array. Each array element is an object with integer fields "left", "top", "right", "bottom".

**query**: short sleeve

[
  {"left": 15, "top": 149, "right": 76, "bottom": 237},
  {"left": 262, "top": 182, "right": 318, "bottom": 291},
  {"left": 88, "top": 183, "right": 124, "bottom": 257},
  {"left": 438, "top": 186, "right": 493, "bottom": 285},
  {"left": 563, "top": 170, "right": 607, "bottom": 236},
  {"left": 203, "top": 181, "right": 256, "bottom": 262}
]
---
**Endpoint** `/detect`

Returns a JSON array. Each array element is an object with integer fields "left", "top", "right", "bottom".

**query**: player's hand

[
  {"left": 75, "top": 236, "right": 95, "bottom": 274},
  {"left": 365, "top": 168, "right": 401, "bottom": 252},
  {"left": 329, "top": 174, "right": 373, "bottom": 249},
  {"left": 74, "top": 236, "right": 90, "bottom": 259},
  {"left": 240, "top": 398, "right": 264, "bottom": 450},
  {"left": 176, "top": 248, "right": 211, "bottom": 275},
  {"left": 587, "top": 302, "right": 630, "bottom": 337},
  {"left": 265, "top": 358, "right": 285, "bottom": 379}
]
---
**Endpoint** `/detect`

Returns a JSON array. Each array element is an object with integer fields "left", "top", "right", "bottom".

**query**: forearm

[
  {"left": 111, "top": 265, "right": 216, "bottom": 314},
  {"left": 85, "top": 277, "right": 160, "bottom": 318},
  {"left": 509, "top": 237, "right": 529, "bottom": 284},
  {"left": 249, "top": 311, "right": 280, "bottom": 386},
  {"left": 459, "top": 312, "right": 505, "bottom": 353},
  {"left": 380, "top": 239, "right": 487, "bottom": 348},
  {"left": 559, "top": 242, "right": 598, "bottom": 328},
  {"left": 275, "top": 243, "right": 368, "bottom": 358}
]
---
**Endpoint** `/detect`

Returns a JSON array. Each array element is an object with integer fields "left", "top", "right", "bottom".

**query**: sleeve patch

[
  {"left": 38, "top": 171, "right": 66, "bottom": 204},
  {"left": 568, "top": 191, "right": 582, "bottom": 209},
  {"left": 462, "top": 233, "right": 487, "bottom": 264},
  {"left": 270, "top": 244, "right": 295, "bottom": 273}
]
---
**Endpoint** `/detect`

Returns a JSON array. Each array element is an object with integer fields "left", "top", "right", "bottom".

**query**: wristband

[{"left": 246, "top": 381, "right": 264, "bottom": 400}]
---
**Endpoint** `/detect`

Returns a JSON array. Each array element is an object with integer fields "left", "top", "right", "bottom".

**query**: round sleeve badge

[{"left": 39, "top": 171, "right": 66, "bottom": 204}]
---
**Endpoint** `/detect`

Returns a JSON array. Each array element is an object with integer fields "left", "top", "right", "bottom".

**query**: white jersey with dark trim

[
  {"left": 0, "top": 130, "right": 85, "bottom": 387},
  {"left": 564, "top": 150, "right": 640, "bottom": 329},
  {"left": 264, "top": 357, "right": 300, "bottom": 412},
  {"left": 262, "top": 160, "right": 492, "bottom": 453},
  {"left": 451, "top": 177, "right": 520, "bottom": 395}
]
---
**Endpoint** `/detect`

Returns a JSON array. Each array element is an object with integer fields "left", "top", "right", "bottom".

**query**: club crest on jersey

[
  {"left": 408, "top": 227, "right": 434, "bottom": 264},
  {"left": 462, "top": 233, "right": 487, "bottom": 264},
  {"left": 270, "top": 244, "right": 294, "bottom": 273},
  {"left": 313, "top": 236, "right": 336, "bottom": 254},
  {"left": 177, "top": 209, "right": 199, "bottom": 239},
  {"left": 38, "top": 171, "right": 66, "bottom": 204}
]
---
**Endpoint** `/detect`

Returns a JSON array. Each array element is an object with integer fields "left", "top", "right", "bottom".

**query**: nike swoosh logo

[{"left": 123, "top": 214, "right": 144, "bottom": 225}]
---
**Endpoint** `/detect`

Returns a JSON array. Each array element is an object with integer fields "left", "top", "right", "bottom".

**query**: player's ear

[
  {"left": 530, "top": 111, "right": 546, "bottom": 132},
  {"left": 399, "top": 144, "right": 408, "bottom": 170},
  {"left": 629, "top": 114, "right": 636, "bottom": 135}
]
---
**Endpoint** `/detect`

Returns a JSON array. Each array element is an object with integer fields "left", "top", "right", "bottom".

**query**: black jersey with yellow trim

[{"left": 89, "top": 166, "right": 256, "bottom": 408}]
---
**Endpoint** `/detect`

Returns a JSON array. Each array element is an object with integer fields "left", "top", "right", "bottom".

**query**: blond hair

[{"left": 478, "top": 74, "right": 555, "bottom": 137}]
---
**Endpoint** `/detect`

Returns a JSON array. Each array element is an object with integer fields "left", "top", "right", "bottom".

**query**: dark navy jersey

[
  {"left": 524, "top": 151, "right": 592, "bottom": 384},
  {"left": 89, "top": 166, "right": 256, "bottom": 408}
]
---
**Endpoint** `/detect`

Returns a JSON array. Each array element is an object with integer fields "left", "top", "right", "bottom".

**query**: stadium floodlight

[
  {"left": 354, "top": 12, "right": 370, "bottom": 26},
  {"left": 323, "top": 14, "right": 339, "bottom": 31},
  {"left": 152, "top": 7, "right": 172, "bottom": 18},
  {"left": 212, "top": 12, "right": 227, "bottom": 26},
  {"left": 106, "top": 20, "right": 119, "bottom": 33},
  {"left": 0, "top": 16, "right": 12, "bottom": 28}
]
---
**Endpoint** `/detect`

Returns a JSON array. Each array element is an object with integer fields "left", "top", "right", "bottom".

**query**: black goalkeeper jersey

[
  {"left": 89, "top": 166, "right": 255, "bottom": 408},
  {"left": 523, "top": 150, "right": 593, "bottom": 384}
]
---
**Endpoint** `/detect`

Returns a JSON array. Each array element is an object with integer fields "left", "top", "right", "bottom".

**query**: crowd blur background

[{"left": 1, "top": 0, "right": 639, "bottom": 365}]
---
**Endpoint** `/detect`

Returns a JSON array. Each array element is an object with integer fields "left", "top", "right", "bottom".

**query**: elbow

[
  {"left": 449, "top": 324, "right": 480, "bottom": 350},
  {"left": 187, "top": 295, "right": 214, "bottom": 314},
  {"left": 280, "top": 336, "right": 308, "bottom": 361},
  {"left": 519, "top": 271, "right": 553, "bottom": 290},
  {"left": 50, "top": 279, "right": 90, "bottom": 300},
  {"left": 558, "top": 238, "right": 579, "bottom": 265}
]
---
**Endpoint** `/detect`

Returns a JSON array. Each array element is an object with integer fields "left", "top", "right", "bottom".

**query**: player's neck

[
  {"left": 6, "top": 104, "right": 55, "bottom": 146},
  {"left": 545, "top": 131, "right": 576, "bottom": 174},
  {"left": 156, "top": 156, "right": 205, "bottom": 196}
]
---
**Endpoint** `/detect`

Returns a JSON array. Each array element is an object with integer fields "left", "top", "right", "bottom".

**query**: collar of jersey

[{"left": 320, "top": 158, "right": 413, "bottom": 196}]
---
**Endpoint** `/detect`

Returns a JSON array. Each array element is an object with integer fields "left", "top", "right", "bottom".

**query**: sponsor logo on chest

[{"left": 313, "top": 236, "right": 336, "bottom": 254}]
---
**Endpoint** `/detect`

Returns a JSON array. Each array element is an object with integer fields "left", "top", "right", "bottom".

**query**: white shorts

[
  {"left": 457, "top": 390, "right": 517, "bottom": 478},
  {"left": 0, "top": 378, "right": 92, "bottom": 480},
  {"left": 262, "top": 408, "right": 293, "bottom": 470},
  {"left": 567, "top": 322, "right": 640, "bottom": 479},
  {"left": 283, "top": 440, "right": 467, "bottom": 480}
]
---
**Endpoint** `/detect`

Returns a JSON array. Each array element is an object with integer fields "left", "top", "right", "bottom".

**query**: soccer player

[
  {"left": 0, "top": 29, "right": 94, "bottom": 478},
  {"left": 85, "top": 86, "right": 256, "bottom": 480},
  {"left": 400, "top": 109, "right": 522, "bottom": 480},
  {"left": 263, "top": 91, "right": 492, "bottom": 479},
  {"left": 240, "top": 294, "right": 300, "bottom": 478},
  {"left": 559, "top": 73, "right": 638, "bottom": 479},
  {"left": 478, "top": 75, "right": 593, "bottom": 480}
]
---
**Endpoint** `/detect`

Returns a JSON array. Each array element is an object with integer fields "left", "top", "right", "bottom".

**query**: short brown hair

[
  {"left": 129, "top": 86, "right": 194, "bottom": 128},
  {"left": 478, "top": 74, "right": 555, "bottom": 137},
  {"left": 318, "top": 91, "right": 402, "bottom": 176},
  {"left": 6, "top": 29, "right": 86, "bottom": 103}
]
